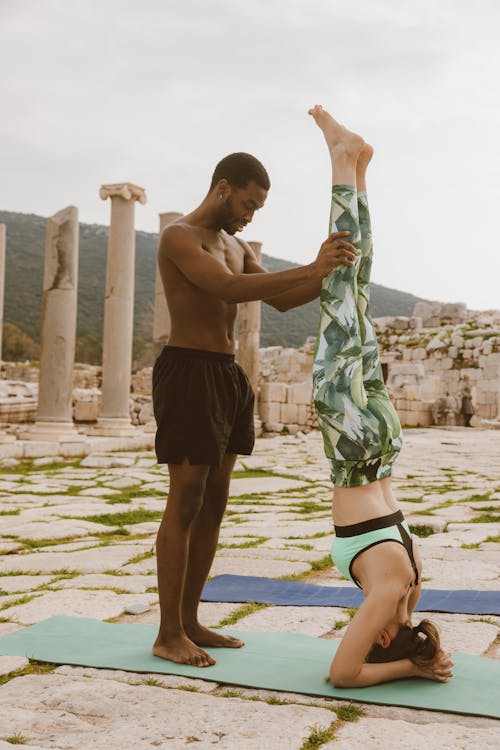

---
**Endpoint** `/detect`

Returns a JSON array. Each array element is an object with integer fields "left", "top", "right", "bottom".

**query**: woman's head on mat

[
  {"left": 209, "top": 152, "right": 269, "bottom": 236},
  {"left": 367, "top": 618, "right": 441, "bottom": 667}
]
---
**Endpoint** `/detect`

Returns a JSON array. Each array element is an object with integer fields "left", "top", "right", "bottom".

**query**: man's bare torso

[{"left": 158, "top": 216, "right": 248, "bottom": 354}]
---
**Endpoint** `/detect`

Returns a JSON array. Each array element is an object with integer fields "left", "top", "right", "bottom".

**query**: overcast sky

[{"left": 1, "top": 0, "right": 499, "bottom": 309}]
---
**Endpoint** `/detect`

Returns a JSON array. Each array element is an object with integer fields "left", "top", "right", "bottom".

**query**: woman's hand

[{"left": 413, "top": 650, "right": 454, "bottom": 682}]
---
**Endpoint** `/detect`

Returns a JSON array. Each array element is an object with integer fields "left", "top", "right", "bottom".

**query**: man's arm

[
  {"left": 158, "top": 225, "right": 356, "bottom": 305},
  {"left": 241, "top": 241, "right": 356, "bottom": 311}
]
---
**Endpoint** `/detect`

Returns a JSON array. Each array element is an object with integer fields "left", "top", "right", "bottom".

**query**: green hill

[{"left": 0, "top": 210, "right": 428, "bottom": 357}]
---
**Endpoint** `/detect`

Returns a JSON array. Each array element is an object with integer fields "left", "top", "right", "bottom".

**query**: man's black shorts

[{"left": 152, "top": 346, "right": 255, "bottom": 466}]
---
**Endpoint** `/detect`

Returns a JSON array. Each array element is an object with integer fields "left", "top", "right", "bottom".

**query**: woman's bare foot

[
  {"left": 357, "top": 142, "right": 374, "bottom": 170},
  {"left": 185, "top": 624, "right": 244, "bottom": 649},
  {"left": 152, "top": 633, "right": 216, "bottom": 667},
  {"left": 308, "top": 104, "right": 364, "bottom": 158},
  {"left": 356, "top": 142, "right": 374, "bottom": 192}
]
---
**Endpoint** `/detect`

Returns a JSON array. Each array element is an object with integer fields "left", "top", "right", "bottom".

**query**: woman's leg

[
  {"left": 309, "top": 105, "right": 366, "bottom": 411},
  {"left": 356, "top": 148, "right": 384, "bottom": 386},
  {"left": 310, "top": 106, "right": 402, "bottom": 487},
  {"left": 355, "top": 149, "right": 403, "bottom": 465}
]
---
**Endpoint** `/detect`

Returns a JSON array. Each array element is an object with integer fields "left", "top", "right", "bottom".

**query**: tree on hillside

[
  {"left": 75, "top": 335, "right": 102, "bottom": 365},
  {"left": 2, "top": 322, "right": 39, "bottom": 361}
]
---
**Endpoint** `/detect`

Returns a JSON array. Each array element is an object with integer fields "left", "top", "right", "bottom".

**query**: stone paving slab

[
  {"left": 0, "top": 654, "right": 29, "bottom": 675},
  {"left": 209, "top": 556, "right": 311, "bottom": 579},
  {"left": 0, "top": 429, "right": 499, "bottom": 749},
  {"left": 0, "top": 543, "right": 151, "bottom": 574},
  {"left": 54, "top": 664, "right": 219, "bottom": 691},
  {"left": 415, "top": 556, "right": 498, "bottom": 588},
  {"left": 2, "top": 518, "right": 112, "bottom": 540},
  {"left": 2, "top": 589, "right": 158, "bottom": 624},
  {"left": 414, "top": 612, "right": 499, "bottom": 654},
  {"left": 0, "top": 622, "right": 24, "bottom": 636},
  {"left": 217, "top": 546, "right": 328, "bottom": 563},
  {"left": 31, "top": 539, "right": 102, "bottom": 553},
  {"left": 0, "top": 493, "right": 89, "bottom": 506},
  {"left": 40, "top": 501, "right": 136, "bottom": 517},
  {"left": 325, "top": 717, "right": 500, "bottom": 749},
  {"left": 0, "top": 574, "right": 54, "bottom": 593},
  {"left": 0, "top": 541, "right": 24, "bottom": 553},
  {"left": 229, "top": 476, "right": 312, "bottom": 496},
  {"left": 112, "top": 601, "right": 239, "bottom": 627},
  {"left": 0, "top": 674, "right": 334, "bottom": 750},
  {"left": 49, "top": 573, "right": 158, "bottom": 593},
  {"left": 219, "top": 519, "right": 333, "bottom": 539},
  {"left": 260, "top": 537, "right": 333, "bottom": 553},
  {"left": 78, "top": 487, "right": 121, "bottom": 497},
  {"left": 223, "top": 605, "right": 347, "bottom": 637}
]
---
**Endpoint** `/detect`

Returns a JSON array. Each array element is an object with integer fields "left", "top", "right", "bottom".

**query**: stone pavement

[{"left": 0, "top": 428, "right": 499, "bottom": 748}]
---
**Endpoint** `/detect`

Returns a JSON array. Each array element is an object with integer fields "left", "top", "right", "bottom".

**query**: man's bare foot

[
  {"left": 185, "top": 624, "right": 244, "bottom": 649},
  {"left": 152, "top": 634, "right": 216, "bottom": 667}
]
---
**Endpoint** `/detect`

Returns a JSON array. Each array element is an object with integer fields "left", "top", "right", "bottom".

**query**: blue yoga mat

[
  {"left": 202, "top": 575, "right": 500, "bottom": 615},
  {"left": 0, "top": 615, "right": 498, "bottom": 719}
]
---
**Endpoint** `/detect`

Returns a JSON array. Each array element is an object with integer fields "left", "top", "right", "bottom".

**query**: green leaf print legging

[{"left": 313, "top": 184, "right": 403, "bottom": 487}]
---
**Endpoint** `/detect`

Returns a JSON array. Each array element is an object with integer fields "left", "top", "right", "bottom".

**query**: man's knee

[
  {"left": 201, "top": 487, "right": 229, "bottom": 526},
  {"left": 167, "top": 480, "right": 206, "bottom": 527}
]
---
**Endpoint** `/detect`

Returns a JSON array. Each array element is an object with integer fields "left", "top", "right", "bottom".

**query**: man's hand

[
  {"left": 412, "top": 650, "right": 454, "bottom": 682},
  {"left": 312, "top": 231, "right": 358, "bottom": 278}
]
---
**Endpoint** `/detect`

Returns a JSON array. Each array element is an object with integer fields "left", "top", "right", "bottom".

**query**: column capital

[{"left": 99, "top": 183, "right": 147, "bottom": 204}]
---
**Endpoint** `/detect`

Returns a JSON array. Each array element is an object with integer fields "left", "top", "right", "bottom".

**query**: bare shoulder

[{"left": 159, "top": 222, "right": 202, "bottom": 258}]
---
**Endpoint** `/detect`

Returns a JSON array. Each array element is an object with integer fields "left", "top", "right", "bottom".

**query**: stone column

[
  {"left": 0, "top": 223, "right": 15, "bottom": 444},
  {"left": 237, "top": 241, "right": 262, "bottom": 409},
  {"left": 153, "top": 211, "right": 183, "bottom": 359},
  {"left": 93, "top": 183, "right": 146, "bottom": 436},
  {"left": 23, "top": 207, "right": 80, "bottom": 441},
  {"left": 0, "top": 224, "right": 5, "bottom": 363}
]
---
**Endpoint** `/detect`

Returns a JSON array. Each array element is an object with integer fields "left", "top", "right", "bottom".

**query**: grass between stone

[
  {"left": 0, "top": 593, "right": 41, "bottom": 612},
  {"left": 74, "top": 509, "right": 163, "bottom": 526},
  {"left": 408, "top": 524, "right": 435, "bottom": 538},
  {"left": 300, "top": 722, "right": 337, "bottom": 749},
  {"left": 104, "top": 486, "right": 168, "bottom": 505},
  {"left": 0, "top": 459, "right": 81, "bottom": 476},
  {"left": 467, "top": 616, "right": 497, "bottom": 626},
  {"left": 4, "top": 732, "right": 28, "bottom": 744},
  {"left": 216, "top": 602, "right": 271, "bottom": 627},
  {"left": 290, "top": 501, "right": 331, "bottom": 515},
  {"left": 218, "top": 537, "right": 269, "bottom": 550},
  {"left": 0, "top": 658, "right": 57, "bottom": 686}
]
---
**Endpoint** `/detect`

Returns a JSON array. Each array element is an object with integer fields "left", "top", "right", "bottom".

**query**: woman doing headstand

[{"left": 309, "top": 105, "right": 453, "bottom": 688}]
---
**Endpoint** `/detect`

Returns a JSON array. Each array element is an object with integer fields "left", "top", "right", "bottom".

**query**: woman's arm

[
  {"left": 329, "top": 582, "right": 408, "bottom": 688},
  {"left": 408, "top": 540, "right": 423, "bottom": 616}
]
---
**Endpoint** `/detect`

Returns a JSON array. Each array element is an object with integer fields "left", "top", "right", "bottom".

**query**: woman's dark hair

[
  {"left": 366, "top": 619, "right": 440, "bottom": 667},
  {"left": 210, "top": 152, "right": 270, "bottom": 191}
]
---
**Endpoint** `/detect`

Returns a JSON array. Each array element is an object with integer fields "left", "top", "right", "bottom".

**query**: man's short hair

[{"left": 210, "top": 152, "right": 270, "bottom": 191}]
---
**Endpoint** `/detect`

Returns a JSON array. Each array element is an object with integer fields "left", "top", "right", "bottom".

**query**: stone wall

[
  {"left": 376, "top": 306, "right": 500, "bottom": 426},
  {"left": 1, "top": 362, "right": 100, "bottom": 389},
  {"left": 257, "top": 304, "right": 500, "bottom": 433},
  {"left": 259, "top": 339, "right": 315, "bottom": 384}
]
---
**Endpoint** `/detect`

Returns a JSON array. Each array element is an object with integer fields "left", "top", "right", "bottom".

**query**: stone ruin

[
  {"left": 256, "top": 302, "right": 500, "bottom": 434},
  {"left": 0, "top": 196, "right": 499, "bottom": 453}
]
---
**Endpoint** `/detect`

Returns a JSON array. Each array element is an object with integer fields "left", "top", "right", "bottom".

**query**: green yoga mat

[{"left": 0, "top": 616, "right": 498, "bottom": 719}]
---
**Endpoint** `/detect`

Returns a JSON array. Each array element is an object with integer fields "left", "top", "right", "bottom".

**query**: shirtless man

[{"left": 152, "top": 151, "right": 358, "bottom": 667}]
